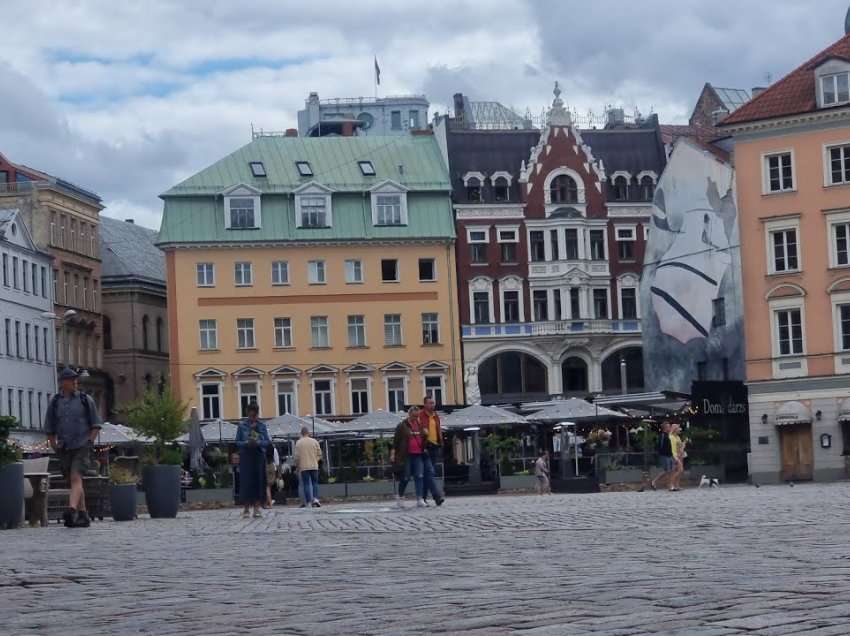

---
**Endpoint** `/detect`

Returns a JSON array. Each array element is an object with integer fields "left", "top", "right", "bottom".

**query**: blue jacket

[{"left": 235, "top": 420, "right": 270, "bottom": 452}]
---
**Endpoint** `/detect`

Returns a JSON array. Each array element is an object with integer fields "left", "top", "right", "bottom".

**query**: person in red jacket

[{"left": 419, "top": 397, "right": 445, "bottom": 506}]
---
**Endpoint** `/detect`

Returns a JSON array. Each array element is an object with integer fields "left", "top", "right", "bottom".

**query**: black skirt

[{"left": 238, "top": 448, "right": 267, "bottom": 505}]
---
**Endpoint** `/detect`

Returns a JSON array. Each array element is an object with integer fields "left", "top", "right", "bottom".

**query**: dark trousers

[{"left": 423, "top": 445, "right": 443, "bottom": 500}]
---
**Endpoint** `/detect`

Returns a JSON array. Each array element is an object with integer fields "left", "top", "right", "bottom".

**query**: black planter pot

[
  {"left": 142, "top": 465, "right": 180, "bottom": 519},
  {"left": 0, "top": 463, "right": 24, "bottom": 530},
  {"left": 110, "top": 484, "right": 138, "bottom": 521}
]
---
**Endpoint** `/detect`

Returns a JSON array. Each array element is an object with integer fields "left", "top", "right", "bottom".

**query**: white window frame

[
  {"left": 591, "top": 287, "right": 611, "bottom": 320},
  {"left": 468, "top": 277, "right": 494, "bottom": 325},
  {"left": 588, "top": 227, "right": 608, "bottom": 261},
  {"left": 467, "top": 227, "right": 490, "bottom": 244},
  {"left": 308, "top": 260, "right": 326, "bottom": 284},
  {"left": 421, "top": 312, "right": 440, "bottom": 345},
  {"left": 369, "top": 181, "right": 408, "bottom": 226},
  {"left": 197, "top": 263, "right": 215, "bottom": 287},
  {"left": 294, "top": 182, "right": 334, "bottom": 228},
  {"left": 499, "top": 276, "right": 525, "bottom": 323},
  {"left": 384, "top": 314, "right": 403, "bottom": 347},
  {"left": 273, "top": 317, "right": 293, "bottom": 348},
  {"left": 199, "top": 382, "right": 223, "bottom": 420},
  {"left": 832, "top": 291, "right": 850, "bottom": 352},
  {"left": 237, "top": 381, "right": 261, "bottom": 417},
  {"left": 312, "top": 378, "right": 335, "bottom": 416},
  {"left": 769, "top": 295, "right": 807, "bottom": 379},
  {"left": 223, "top": 186, "right": 261, "bottom": 230},
  {"left": 824, "top": 141, "right": 850, "bottom": 187},
  {"left": 618, "top": 282, "right": 640, "bottom": 320},
  {"left": 311, "top": 316, "right": 330, "bottom": 348},
  {"left": 347, "top": 315, "right": 367, "bottom": 347},
  {"left": 761, "top": 150, "right": 796, "bottom": 195},
  {"left": 275, "top": 379, "right": 298, "bottom": 416},
  {"left": 422, "top": 374, "right": 445, "bottom": 406},
  {"left": 234, "top": 261, "right": 253, "bottom": 286},
  {"left": 271, "top": 260, "right": 289, "bottom": 286},
  {"left": 418, "top": 258, "right": 436, "bottom": 282},
  {"left": 348, "top": 376, "right": 371, "bottom": 415},
  {"left": 199, "top": 319, "right": 218, "bottom": 351},
  {"left": 385, "top": 376, "right": 407, "bottom": 413},
  {"left": 826, "top": 210, "right": 850, "bottom": 269},
  {"left": 821, "top": 71, "right": 850, "bottom": 107},
  {"left": 764, "top": 217, "right": 801, "bottom": 275},
  {"left": 236, "top": 318, "right": 256, "bottom": 350},
  {"left": 345, "top": 259, "right": 364, "bottom": 284},
  {"left": 380, "top": 259, "right": 399, "bottom": 283}
]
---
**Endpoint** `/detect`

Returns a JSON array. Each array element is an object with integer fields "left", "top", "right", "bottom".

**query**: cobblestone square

[{"left": 4, "top": 483, "right": 850, "bottom": 635}]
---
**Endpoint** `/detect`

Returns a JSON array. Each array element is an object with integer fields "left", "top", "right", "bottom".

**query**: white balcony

[
  {"left": 462, "top": 319, "right": 641, "bottom": 339},
  {"left": 528, "top": 259, "right": 609, "bottom": 279}
]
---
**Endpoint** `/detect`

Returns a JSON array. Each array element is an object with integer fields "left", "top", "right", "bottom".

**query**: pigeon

[{"left": 789, "top": 481, "right": 795, "bottom": 487}]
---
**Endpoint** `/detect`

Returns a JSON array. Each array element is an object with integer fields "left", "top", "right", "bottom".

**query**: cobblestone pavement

[{"left": 4, "top": 483, "right": 850, "bottom": 635}]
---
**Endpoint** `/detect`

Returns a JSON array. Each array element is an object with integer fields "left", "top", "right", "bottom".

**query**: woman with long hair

[
  {"left": 391, "top": 406, "right": 428, "bottom": 509},
  {"left": 235, "top": 403, "right": 270, "bottom": 518}
]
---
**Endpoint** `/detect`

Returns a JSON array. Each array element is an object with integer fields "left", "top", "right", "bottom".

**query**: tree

[{"left": 126, "top": 389, "right": 187, "bottom": 463}]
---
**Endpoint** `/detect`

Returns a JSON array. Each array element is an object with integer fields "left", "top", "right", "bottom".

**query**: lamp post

[
  {"left": 619, "top": 357, "right": 628, "bottom": 395},
  {"left": 464, "top": 426, "right": 481, "bottom": 484}
]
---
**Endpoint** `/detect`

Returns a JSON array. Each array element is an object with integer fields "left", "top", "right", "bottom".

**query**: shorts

[
  {"left": 266, "top": 465, "right": 277, "bottom": 484},
  {"left": 660, "top": 456, "right": 676, "bottom": 472},
  {"left": 58, "top": 445, "right": 91, "bottom": 479}
]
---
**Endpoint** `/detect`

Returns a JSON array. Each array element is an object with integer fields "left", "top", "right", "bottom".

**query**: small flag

[{"left": 374, "top": 57, "right": 381, "bottom": 86}]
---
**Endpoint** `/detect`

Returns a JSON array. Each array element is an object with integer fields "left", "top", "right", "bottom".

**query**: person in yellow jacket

[{"left": 668, "top": 423, "right": 686, "bottom": 491}]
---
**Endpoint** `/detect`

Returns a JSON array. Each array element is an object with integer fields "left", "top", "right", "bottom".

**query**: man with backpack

[
  {"left": 44, "top": 368, "right": 101, "bottom": 527},
  {"left": 650, "top": 421, "right": 674, "bottom": 491}
]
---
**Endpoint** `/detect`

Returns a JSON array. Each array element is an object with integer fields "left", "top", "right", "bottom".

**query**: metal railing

[{"left": 462, "top": 319, "right": 641, "bottom": 339}]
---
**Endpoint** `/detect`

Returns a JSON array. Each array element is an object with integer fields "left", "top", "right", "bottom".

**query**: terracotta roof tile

[{"left": 723, "top": 33, "right": 850, "bottom": 125}]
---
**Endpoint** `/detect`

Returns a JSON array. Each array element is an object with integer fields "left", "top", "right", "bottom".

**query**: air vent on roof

[
  {"left": 249, "top": 161, "right": 267, "bottom": 177},
  {"left": 296, "top": 161, "right": 313, "bottom": 177},
  {"left": 358, "top": 160, "right": 376, "bottom": 176}
]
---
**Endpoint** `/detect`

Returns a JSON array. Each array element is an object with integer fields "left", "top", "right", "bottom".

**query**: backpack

[{"left": 50, "top": 391, "right": 93, "bottom": 425}]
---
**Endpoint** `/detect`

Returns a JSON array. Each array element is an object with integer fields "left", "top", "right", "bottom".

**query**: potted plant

[
  {"left": 109, "top": 466, "right": 138, "bottom": 521},
  {"left": 0, "top": 416, "right": 23, "bottom": 530},
  {"left": 126, "top": 389, "right": 187, "bottom": 519}
]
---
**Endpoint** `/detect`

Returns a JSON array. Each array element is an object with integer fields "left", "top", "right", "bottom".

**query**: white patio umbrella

[
  {"left": 442, "top": 405, "right": 529, "bottom": 430},
  {"left": 336, "top": 410, "right": 404, "bottom": 435},
  {"left": 527, "top": 398, "right": 628, "bottom": 424}
]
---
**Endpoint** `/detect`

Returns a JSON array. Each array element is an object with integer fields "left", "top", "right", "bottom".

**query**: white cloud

[{"left": 2, "top": 0, "right": 848, "bottom": 231}]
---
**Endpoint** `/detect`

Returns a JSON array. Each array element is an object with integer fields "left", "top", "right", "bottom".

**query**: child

[{"left": 534, "top": 450, "right": 551, "bottom": 495}]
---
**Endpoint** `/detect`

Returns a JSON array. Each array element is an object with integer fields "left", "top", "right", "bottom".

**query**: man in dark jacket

[
  {"left": 650, "top": 421, "right": 674, "bottom": 491},
  {"left": 45, "top": 368, "right": 102, "bottom": 527}
]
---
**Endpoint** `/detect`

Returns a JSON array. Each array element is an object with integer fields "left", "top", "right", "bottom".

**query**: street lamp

[
  {"left": 463, "top": 426, "right": 481, "bottom": 483},
  {"left": 41, "top": 309, "right": 77, "bottom": 367}
]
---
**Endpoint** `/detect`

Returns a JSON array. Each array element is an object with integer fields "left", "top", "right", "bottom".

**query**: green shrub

[{"left": 0, "top": 416, "right": 21, "bottom": 468}]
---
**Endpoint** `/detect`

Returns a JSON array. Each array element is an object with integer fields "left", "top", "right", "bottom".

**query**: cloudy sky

[{"left": 2, "top": 0, "right": 848, "bottom": 229}]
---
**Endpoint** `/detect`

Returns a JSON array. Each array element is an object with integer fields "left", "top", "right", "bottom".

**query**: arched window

[
  {"left": 493, "top": 177, "right": 509, "bottom": 202},
  {"left": 601, "top": 347, "right": 644, "bottom": 394},
  {"left": 479, "top": 352, "right": 548, "bottom": 401},
  {"left": 103, "top": 316, "right": 112, "bottom": 350},
  {"left": 640, "top": 175, "right": 655, "bottom": 201},
  {"left": 561, "top": 357, "right": 588, "bottom": 394},
  {"left": 156, "top": 317, "right": 164, "bottom": 353},
  {"left": 466, "top": 177, "right": 482, "bottom": 202},
  {"left": 613, "top": 176, "right": 629, "bottom": 201},
  {"left": 141, "top": 315, "right": 150, "bottom": 351},
  {"left": 550, "top": 175, "right": 578, "bottom": 204}
]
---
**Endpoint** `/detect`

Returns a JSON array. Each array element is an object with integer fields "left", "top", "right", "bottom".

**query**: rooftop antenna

[{"left": 764, "top": 72, "right": 773, "bottom": 86}]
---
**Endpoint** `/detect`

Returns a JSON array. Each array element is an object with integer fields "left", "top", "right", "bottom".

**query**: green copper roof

[
  {"left": 162, "top": 134, "right": 450, "bottom": 196},
  {"left": 157, "top": 193, "right": 455, "bottom": 246}
]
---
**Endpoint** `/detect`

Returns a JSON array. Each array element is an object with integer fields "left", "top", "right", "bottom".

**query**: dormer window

[
  {"left": 223, "top": 184, "right": 262, "bottom": 230},
  {"left": 249, "top": 161, "right": 266, "bottom": 177},
  {"left": 370, "top": 180, "right": 409, "bottom": 226},
  {"left": 300, "top": 197, "right": 328, "bottom": 227},
  {"left": 822, "top": 72, "right": 850, "bottom": 107},
  {"left": 296, "top": 161, "right": 313, "bottom": 177},
  {"left": 358, "top": 161, "right": 376, "bottom": 176},
  {"left": 640, "top": 175, "right": 655, "bottom": 201},
  {"left": 493, "top": 177, "right": 509, "bottom": 202},
  {"left": 613, "top": 176, "right": 629, "bottom": 201},
  {"left": 466, "top": 177, "right": 482, "bottom": 202}
]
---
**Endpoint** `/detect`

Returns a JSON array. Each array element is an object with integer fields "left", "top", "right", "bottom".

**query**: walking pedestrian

[
  {"left": 294, "top": 426, "right": 322, "bottom": 508},
  {"left": 534, "top": 450, "right": 551, "bottom": 495},
  {"left": 44, "top": 368, "right": 102, "bottom": 528},
  {"left": 235, "top": 403, "right": 270, "bottom": 518},
  {"left": 419, "top": 397, "right": 445, "bottom": 506},
  {"left": 669, "top": 423, "right": 686, "bottom": 491},
  {"left": 650, "top": 421, "right": 675, "bottom": 491},
  {"left": 391, "top": 406, "right": 429, "bottom": 509}
]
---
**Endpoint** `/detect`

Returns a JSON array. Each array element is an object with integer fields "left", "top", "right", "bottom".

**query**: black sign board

[{"left": 690, "top": 380, "right": 749, "bottom": 443}]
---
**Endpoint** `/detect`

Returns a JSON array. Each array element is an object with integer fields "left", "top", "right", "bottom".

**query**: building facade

[
  {"left": 0, "top": 154, "right": 107, "bottom": 410},
  {"left": 0, "top": 209, "right": 56, "bottom": 429},
  {"left": 100, "top": 217, "right": 168, "bottom": 419},
  {"left": 159, "top": 133, "right": 462, "bottom": 421},
  {"left": 721, "top": 32, "right": 850, "bottom": 483},
  {"left": 438, "top": 85, "right": 665, "bottom": 404},
  {"left": 296, "top": 92, "right": 429, "bottom": 137}
]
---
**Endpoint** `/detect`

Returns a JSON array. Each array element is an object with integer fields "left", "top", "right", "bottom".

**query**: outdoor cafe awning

[
  {"left": 177, "top": 420, "right": 239, "bottom": 444},
  {"left": 442, "top": 405, "right": 528, "bottom": 430},
  {"left": 527, "top": 398, "right": 628, "bottom": 424},
  {"left": 264, "top": 413, "right": 337, "bottom": 438},
  {"left": 774, "top": 400, "right": 812, "bottom": 426},
  {"left": 334, "top": 410, "right": 403, "bottom": 435}
]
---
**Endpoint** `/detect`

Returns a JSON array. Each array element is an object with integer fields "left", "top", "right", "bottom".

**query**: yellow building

[{"left": 158, "top": 133, "right": 462, "bottom": 420}]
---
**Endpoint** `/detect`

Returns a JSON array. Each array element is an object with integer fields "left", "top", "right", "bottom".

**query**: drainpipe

[{"left": 446, "top": 242, "right": 460, "bottom": 404}]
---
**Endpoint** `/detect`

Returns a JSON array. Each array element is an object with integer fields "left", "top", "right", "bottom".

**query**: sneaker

[
  {"left": 395, "top": 495, "right": 406, "bottom": 509},
  {"left": 253, "top": 510, "right": 263, "bottom": 519},
  {"left": 63, "top": 508, "right": 76, "bottom": 528},
  {"left": 299, "top": 503, "right": 307, "bottom": 509},
  {"left": 241, "top": 509, "right": 251, "bottom": 518},
  {"left": 416, "top": 498, "right": 427, "bottom": 508},
  {"left": 435, "top": 497, "right": 445, "bottom": 507},
  {"left": 311, "top": 500, "right": 321, "bottom": 508},
  {"left": 74, "top": 510, "right": 91, "bottom": 528}
]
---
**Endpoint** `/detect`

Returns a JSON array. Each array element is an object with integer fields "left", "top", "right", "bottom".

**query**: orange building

[
  {"left": 721, "top": 32, "right": 850, "bottom": 483},
  {"left": 158, "top": 133, "right": 462, "bottom": 421}
]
